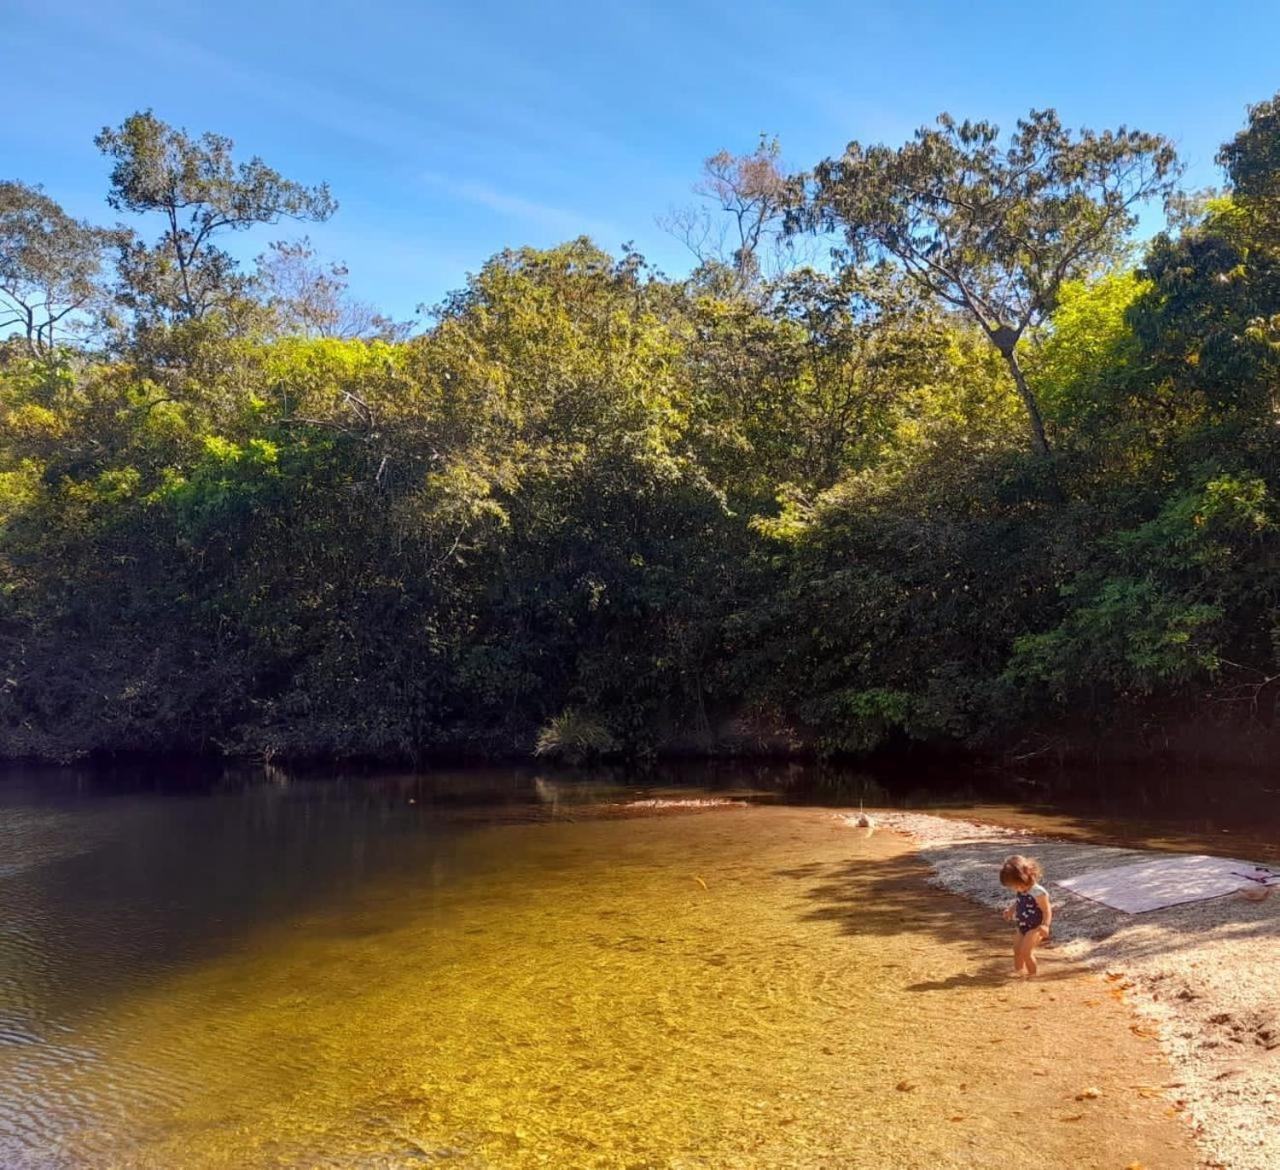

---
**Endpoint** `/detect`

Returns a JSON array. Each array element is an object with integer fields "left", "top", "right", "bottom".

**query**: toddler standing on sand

[{"left": 1000, "top": 854, "right": 1052, "bottom": 976}]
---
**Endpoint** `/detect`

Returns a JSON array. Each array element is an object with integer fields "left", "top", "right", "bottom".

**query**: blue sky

[{"left": 5, "top": 0, "right": 1279, "bottom": 319}]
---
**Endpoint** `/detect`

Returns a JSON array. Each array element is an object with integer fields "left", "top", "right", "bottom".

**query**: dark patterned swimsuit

[{"left": 1015, "top": 883, "right": 1047, "bottom": 934}]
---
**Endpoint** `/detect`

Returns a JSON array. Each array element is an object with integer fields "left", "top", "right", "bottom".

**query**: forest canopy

[{"left": 4, "top": 99, "right": 1280, "bottom": 765}]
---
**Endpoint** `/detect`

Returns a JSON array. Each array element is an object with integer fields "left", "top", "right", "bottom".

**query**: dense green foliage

[{"left": 4, "top": 100, "right": 1280, "bottom": 763}]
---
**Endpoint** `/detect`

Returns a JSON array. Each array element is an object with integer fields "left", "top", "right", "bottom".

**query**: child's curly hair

[{"left": 999, "top": 854, "right": 1043, "bottom": 887}]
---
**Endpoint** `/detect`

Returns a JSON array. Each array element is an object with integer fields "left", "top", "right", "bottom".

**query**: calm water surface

[{"left": 1, "top": 761, "right": 1275, "bottom": 1167}]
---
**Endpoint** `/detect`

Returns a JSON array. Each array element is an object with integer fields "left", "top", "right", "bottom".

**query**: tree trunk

[{"left": 1001, "top": 347, "right": 1052, "bottom": 459}]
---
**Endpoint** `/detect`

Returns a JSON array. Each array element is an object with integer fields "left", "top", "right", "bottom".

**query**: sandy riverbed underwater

[{"left": 1, "top": 805, "right": 1198, "bottom": 1168}]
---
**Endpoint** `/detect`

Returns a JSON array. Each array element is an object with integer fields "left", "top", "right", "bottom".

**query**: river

[{"left": 1, "top": 761, "right": 1273, "bottom": 1167}]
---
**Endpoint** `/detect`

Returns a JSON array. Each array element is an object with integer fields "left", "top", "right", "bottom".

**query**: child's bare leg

[
  {"left": 1023, "top": 929, "right": 1046, "bottom": 976},
  {"left": 1012, "top": 932, "right": 1026, "bottom": 974}
]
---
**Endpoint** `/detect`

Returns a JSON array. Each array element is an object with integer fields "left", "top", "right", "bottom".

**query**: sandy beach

[{"left": 864, "top": 810, "right": 1280, "bottom": 1170}]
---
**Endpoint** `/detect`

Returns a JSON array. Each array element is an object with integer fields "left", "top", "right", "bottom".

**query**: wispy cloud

[
  {"left": 64, "top": 16, "right": 455, "bottom": 160},
  {"left": 422, "top": 173, "right": 618, "bottom": 243},
  {"left": 52, "top": 6, "right": 633, "bottom": 179}
]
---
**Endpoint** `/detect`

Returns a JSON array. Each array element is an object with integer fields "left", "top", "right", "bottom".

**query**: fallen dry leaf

[
  {"left": 1075, "top": 1086, "right": 1102, "bottom": 1101},
  {"left": 1059, "top": 1113, "right": 1085, "bottom": 1122},
  {"left": 895, "top": 1080, "right": 915, "bottom": 1092}
]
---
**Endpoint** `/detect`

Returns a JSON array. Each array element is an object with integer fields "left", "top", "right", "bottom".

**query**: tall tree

[
  {"left": 255, "top": 238, "right": 408, "bottom": 340},
  {"left": 660, "top": 135, "right": 797, "bottom": 294},
  {"left": 800, "top": 109, "right": 1179, "bottom": 458},
  {"left": 95, "top": 111, "right": 336, "bottom": 325},
  {"left": 1219, "top": 90, "right": 1280, "bottom": 225},
  {"left": 0, "top": 181, "right": 116, "bottom": 358}
]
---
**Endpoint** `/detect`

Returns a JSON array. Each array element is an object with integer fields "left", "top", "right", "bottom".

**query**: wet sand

[
  {"left": 871, "top": 809, "right": 1280, "bottom": 1170},
  {"left": 4, "top": 807, "right": 1199, "bottom": 1168}
]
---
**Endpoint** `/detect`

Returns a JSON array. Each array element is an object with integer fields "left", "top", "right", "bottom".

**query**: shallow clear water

[{"left": 0, "top": 762, "right": 1271, "bottom": 1167}]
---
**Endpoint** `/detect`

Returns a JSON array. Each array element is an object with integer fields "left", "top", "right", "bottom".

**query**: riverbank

[
  {"left": 867, "top": 810, "right": 1280, "bottom": 1170},
  {"left": 9, "top": 713, "right": 1280, "bottom": 772}
]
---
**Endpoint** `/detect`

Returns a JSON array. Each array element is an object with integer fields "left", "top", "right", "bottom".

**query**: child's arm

[
  {"left": 1002, "top": 899, "right": 1015, "bottom": 921},
  {"left": 1036, "top": 891, "right": 1052, "bottom": 934}
]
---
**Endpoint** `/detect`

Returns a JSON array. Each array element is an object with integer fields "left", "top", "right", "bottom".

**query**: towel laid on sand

[{"left": 1055, "top": 854, "right": 1280, "bottom": 914}]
